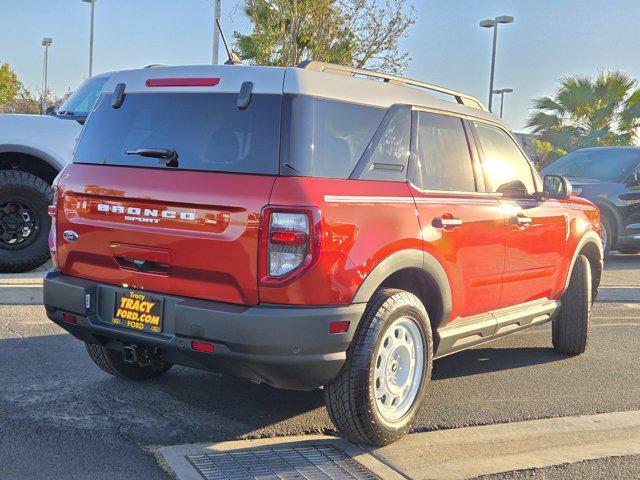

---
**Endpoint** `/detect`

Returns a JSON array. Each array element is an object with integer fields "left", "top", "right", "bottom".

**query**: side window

[
  {"left": 413, "top": 112, "right": 476, "bottom": 192},
  {"left": 474, "top": 122, "right": 536, "bottom": 196},
  {"left": 353, "top": 106, "right": 411, "bottom": 181}
]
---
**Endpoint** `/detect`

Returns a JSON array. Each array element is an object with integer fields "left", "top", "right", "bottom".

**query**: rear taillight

[
  {"left": 260, "top": 207, "right": 321, "bottom": 286},
  {"left": 48, "top": 187, "right": 58, "bottom": 267}
]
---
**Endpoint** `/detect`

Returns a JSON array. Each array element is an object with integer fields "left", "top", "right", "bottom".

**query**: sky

[{"left": 1, "top": 0, "right": 639, "bottom": 131}]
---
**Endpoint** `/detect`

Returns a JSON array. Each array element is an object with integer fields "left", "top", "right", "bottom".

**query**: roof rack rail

[{"left": 297, "top": 61, "right": 487, "bottom": 112}]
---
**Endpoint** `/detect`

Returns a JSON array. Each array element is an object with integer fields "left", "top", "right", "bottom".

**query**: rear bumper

[{"left": 43, "top": 269, "right": 365, "bottom": 390}]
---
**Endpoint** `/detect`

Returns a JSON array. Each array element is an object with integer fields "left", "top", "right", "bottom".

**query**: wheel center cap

[{"left": 2, "top": 213, "right": 23, "bottom": 232}]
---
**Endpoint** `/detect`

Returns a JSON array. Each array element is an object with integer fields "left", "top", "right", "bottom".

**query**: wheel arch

[
  {"left": 592, "top": 199, "right": 623, "bottom": 241},
  {"left": 562, "top": 230, "right": 603, "bottom": 300},
  {"left": 351, "top": 249, "right": 453, "bottom": 331},
  {"left": 0, "top": 145, "right": 63, "bottom": 185}
]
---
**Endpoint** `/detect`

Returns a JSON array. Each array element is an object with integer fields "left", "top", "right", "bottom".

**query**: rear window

[
  {"left": 75, "top": 92, "right": 282, "bottom": 174},
  {"left": 282, "top": 95, "right": 386, "bottom": 178}
]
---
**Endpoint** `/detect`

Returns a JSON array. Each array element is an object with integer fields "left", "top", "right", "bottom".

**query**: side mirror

[
  {"left": 626, "top": 171, "right": 640, "bottom": 187},
  {"left": 543, "top": 175, "right": 573, "bottom": 199}
]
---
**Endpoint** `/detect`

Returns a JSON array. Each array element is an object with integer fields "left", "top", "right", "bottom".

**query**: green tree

[
  {"left": 0, "top": 62, "right": 22, "bottom": 109},
  {"left": 527, "top": 71, "right": 640, "bottom": 152},
  {"left": 234, "top": 0, "right": 415, "bottom": 74}
]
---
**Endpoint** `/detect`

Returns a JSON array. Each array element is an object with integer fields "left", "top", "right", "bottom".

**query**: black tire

[
  {"left": 600, "top": 215, "right": 615, "bottom": 257},
  {"left": 0, "top": 170, "right": 53, "bottom": 273},
  {"left": 324, "top": 288, "right": 433, "bottom": 446},
  {"left": 85, "top": 343, "right": 172, "bottom": 380},
  {"left": 617, "top": 248, "right": 640, "bottom": 255},
  {"left": 553, "top": 255, "right": 592, "bottom": 355}
]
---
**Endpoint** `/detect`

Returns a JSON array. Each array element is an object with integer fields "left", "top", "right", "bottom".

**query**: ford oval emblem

[{"left": 63, "top": 230, "right": 79, "bottom": 242}]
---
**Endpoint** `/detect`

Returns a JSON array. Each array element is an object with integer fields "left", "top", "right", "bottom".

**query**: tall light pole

[
  {"left": 41, "top": 37, "right": 53, "bottom": 114},
  {"left": 492, "top": 88, "right": 514, "bottom": 118},
  {"left": 480, "top": 15, "right": 514, "bottom": 113},
  {"left": 82, "top": 0, "right": 96, "bottom": 77},
  {"left": 212, "top": 0, "right": 222, "bottom": 64}
]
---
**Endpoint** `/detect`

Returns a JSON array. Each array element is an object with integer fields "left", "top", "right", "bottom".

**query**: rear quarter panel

[{"left": 263, "top": 177, "right": 422, "bottom": 305}]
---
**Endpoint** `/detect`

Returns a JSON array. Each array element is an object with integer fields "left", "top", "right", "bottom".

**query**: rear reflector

[
  {"left": 145, "top": 78, "right": 221, "bottom": 87},
  {"left": 62, "top": 313, "right": 77, "bottom": 324},
  {"left": 191, "top": 341, "right": 215, "bottom": 353},
  {"left": 329, "top": 321, "right": 350, "bottom": 334},
  {"left": 270, "top": 230, "right": 308, "bottom": 245},
  {"left": 47, "top": 205, "right": 56, "bottom": 217}
]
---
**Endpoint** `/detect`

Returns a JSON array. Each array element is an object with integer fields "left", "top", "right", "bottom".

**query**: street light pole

[
  {"left": 82, "top": 0, "right": 96, "bottom": 77},
  {"left": 212, "top": 0, "right": 222, "bottom": 64},
  {"left": 480, "top": 15, "right": 514, "bottom": 112},
  {"left": 492, "top": 88, "right": 514, "bottom": 118},
  {"left": 41, "top": 37, "right": 53, "bottom": 114}
]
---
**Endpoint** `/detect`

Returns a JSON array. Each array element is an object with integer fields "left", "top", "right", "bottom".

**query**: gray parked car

[{"left": 542, "top": 146, "right": 640, "bottom": 255}]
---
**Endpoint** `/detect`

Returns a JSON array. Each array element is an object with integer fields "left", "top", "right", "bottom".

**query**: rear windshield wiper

[{"left": 126, "top": 148, "right": 179, "bottom": 168}]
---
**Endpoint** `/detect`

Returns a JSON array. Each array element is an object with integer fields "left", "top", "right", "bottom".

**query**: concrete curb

[
  {"left": 0, "top": 275, "right": 43, "bottom": 304},
  {"left": 154, "top": 411, "right": 640, "bottom": 480}
]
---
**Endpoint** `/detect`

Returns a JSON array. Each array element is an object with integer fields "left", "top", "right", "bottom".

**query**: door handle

[
  {"left": 432, "top": 216, "right": 463, "bottom": 229},
  {"left": 510, "top": 215, "right": 533, "bottom": 227}
]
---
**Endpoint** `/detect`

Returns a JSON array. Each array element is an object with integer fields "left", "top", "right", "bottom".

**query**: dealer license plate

[{"left": 112, "top": 290, "right": 163, "bottom": 334}]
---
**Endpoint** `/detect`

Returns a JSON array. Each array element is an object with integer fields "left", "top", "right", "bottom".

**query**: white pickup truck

[{"left": 0, "top": 73, "right": 111, "bottom": 272}]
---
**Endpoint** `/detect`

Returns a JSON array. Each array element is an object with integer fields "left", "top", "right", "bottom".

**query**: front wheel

[
  {"left": 600, "top": 215, "right": 614, "bottom": 257},
  {"left": 324, "top": 288, "right": 433, "bottom": 446},
  {"left": 553, "top": 255, "right": 592, "bottom": 355}
]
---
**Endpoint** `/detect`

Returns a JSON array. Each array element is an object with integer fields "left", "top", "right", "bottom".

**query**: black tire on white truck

[{"left": 0, "top": 170, "right": 53, "bottom": 273}]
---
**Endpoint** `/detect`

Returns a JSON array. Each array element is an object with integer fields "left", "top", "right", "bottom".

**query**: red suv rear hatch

[
  {"left": 54, "top": 74, "right": 283, "bottom": 306},
  {"left": 55, "top": 165, "right": 274, "bottom": 305}
]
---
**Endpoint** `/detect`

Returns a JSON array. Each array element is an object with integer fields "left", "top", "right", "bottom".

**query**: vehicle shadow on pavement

[{"left": 432, "top": 347, "right": 565, "bottom": 380}]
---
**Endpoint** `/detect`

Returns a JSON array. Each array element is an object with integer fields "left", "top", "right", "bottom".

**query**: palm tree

[{"left": 527, "top": 71, "right": 640, "bottom": 152}]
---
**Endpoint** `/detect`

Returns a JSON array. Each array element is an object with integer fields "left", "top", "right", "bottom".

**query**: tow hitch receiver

[{"left": 122, "top": 345, "right": 161, "bottom": 368}]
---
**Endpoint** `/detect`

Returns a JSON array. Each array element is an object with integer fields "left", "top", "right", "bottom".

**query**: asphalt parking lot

[{"left": 1, "top": 254, "right": 639, "bottom": 479}]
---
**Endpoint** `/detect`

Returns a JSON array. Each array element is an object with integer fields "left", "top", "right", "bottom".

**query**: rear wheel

[
  {"left": 85, "top": 343, "right": 172, "bottom": 380},
  {"left": 324, "top": 288, "right": 432, "bottom": 446},
  {"left": 617, "top": 248, "right": 640, "bottom": 255},
  {"left": 553, "top": 255, "right": 591, "bottom": 355},
  {"left": 0, "top": 170, "right": 52, "bottom": 273}
]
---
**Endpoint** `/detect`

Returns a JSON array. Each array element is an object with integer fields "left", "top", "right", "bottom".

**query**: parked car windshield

[
  {"left": 543, "top": 149, "right": 640, "bottom": 182},
  {"left": 74, "top": 92, "right": 281, "bottom": 174},
  {"left": 58, "top": 75, "right": 110, "bottom": 115}
]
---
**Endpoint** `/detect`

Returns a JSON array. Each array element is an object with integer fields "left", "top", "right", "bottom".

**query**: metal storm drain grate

[{"left": 186, "top": 444, "right": 381, "bottom": 480}]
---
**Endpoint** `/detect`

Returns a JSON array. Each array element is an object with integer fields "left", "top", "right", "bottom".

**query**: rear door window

[
  {"left": 412, "top": 112, "right": 476, "bottom": 192},
  {"left": 75, "top": 93, "right": 282, "bottom": 174}
]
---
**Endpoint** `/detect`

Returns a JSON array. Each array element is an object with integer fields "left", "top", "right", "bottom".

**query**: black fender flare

[
  {"left": 0, "top": 144, "right": 64, "bottom": 172},
  {"left": 561, "top": 230, "right": 603, "bottom": 296},
  {"left": 351, "top": 249, "right": 453, "bottom": 328},
  {"left": 592, "top": 199, "right": 623, "bottom": 239}
]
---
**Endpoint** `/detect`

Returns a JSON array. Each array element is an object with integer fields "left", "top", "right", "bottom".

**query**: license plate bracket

[{"left": 113, "top": 290, "right": 163, "bottom": 334}]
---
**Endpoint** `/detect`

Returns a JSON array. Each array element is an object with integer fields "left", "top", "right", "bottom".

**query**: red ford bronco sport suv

[{"left": 44, "top": 62, "right": 603, "bottom": 446}]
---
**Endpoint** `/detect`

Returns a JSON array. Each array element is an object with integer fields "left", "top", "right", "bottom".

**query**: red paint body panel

[
  {"left": 409, "top": 188, "right": 507, "bottom": 320},
  {"left": 497, "top": 199, "right": 569, "bottom": 308},
  {"left": 264, "top": 177, "right": 421, "bottom": 305},
  {"left": 53, "top": 165, "right": 601, "bottom": 323},
  {"left": 55, "top": 164, "right": 274, "bottom": 306}
]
